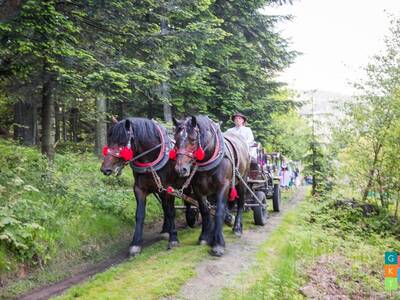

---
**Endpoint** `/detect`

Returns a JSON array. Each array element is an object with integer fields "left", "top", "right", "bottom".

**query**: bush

[{"left": 0, "top": 140, "right": 162, "bottom": 269}]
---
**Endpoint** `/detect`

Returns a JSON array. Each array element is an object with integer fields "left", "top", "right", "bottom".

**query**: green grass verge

[
  {"left": 0, "top": 140, "right": 164, "bottom": 297},
  {"left": 54, "top": 189, "right": 297, "bottom": 299},
  {"left": 221, "top": 191, "right": 400, "bottom": 299},
  {"left": 56, "top": 227, "right": 211, "bottom": 299}
]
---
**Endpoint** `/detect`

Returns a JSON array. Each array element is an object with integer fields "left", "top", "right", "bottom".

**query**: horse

[
  {"left": 100, "top": 117, "right": 180, "bottom": 257},
  {"left": 171, "top": 115, "right": 250, "bottom": 256}
]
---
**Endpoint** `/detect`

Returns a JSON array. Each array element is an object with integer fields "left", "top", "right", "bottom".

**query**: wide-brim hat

[{"left": 231, "top": 112, "right": 247, "bottom": 122}]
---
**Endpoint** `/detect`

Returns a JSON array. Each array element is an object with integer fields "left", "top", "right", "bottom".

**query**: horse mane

[
  {"left": 108, "top": 117, "right": 161, "bottom": 148},
  {"left": 190, "top": 115, "right": 217, "bottom": 147}
]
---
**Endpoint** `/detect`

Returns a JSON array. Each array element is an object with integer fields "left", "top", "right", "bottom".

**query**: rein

[
  {"left": 124, "top": 143, "right": 162, "bottom": 164},
  {"left": 130, "top": 125, "right": 167, "bottom": 168}
]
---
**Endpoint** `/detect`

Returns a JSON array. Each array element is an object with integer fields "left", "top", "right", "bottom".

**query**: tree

[{"left": 332, "top": 17, "right": 400, "bottom": 214}]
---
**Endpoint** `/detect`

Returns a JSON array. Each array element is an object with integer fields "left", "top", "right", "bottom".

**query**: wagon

[
  {"left": 245, "top": 155, "right": 281, "bottom": 226},
  {"left": 244, "top": 150, "right": 281, "bottom": 226}
]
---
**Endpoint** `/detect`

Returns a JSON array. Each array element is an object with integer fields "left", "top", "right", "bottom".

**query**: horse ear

[
  {"left": 172, "top": 117, "right": 181, "bottom": 127},
  {"left": 112, "top": 115, "right": 118, "bottom": 124},
  {"left": 124, "top": 119, "right": 131, "bottom": 131},
  {"left": 190, "top": 115, "right": 197, "bottom": 128}
]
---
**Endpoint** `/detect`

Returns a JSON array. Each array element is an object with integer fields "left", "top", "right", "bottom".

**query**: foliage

[
  {"left": 0, "top": 140, "right": 162, "bottom": 272},
  {"left": 263, "top": 108, "right": 311, "bottom": 160},
  {"left": 0, "top": 0, "right": 297, "bottom": 155},
  {"left": 331, "top": 18, "right": 400, "bottom": 216},
  {"left": 222, "top": 192, "right": 399, "bottom": 299}
]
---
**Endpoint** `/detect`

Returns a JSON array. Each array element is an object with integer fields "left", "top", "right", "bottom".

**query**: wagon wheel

[
  {"left": 253, "top": 191, "right": 268, "bottom": 226},
  {"left": 272, "top": 183, "right": 281, "bottom": 212},
  {"left": 185, "top": 205, "right": 199, "bottom": 228}
]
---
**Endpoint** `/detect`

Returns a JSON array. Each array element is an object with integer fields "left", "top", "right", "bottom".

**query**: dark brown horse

[
  {"left": 100, "top": 117, "right": 180, "bottom": 256},
  {"left": 172, "top": 115, "right": 250, "bottom": 256}
]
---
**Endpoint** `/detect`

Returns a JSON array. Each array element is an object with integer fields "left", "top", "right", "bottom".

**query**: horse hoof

[
  {"left": 224, "top": 214, "right": 235, "bottom": 227},
  {"left": 233, "top": 230, "right": 242, "bottom": 237},
  {"left": 167, "top": 241, "right": 179, "bottom": 250},
  {"left": 128, "top": 245, "right": 142, "bottom": 257},
  {"left": 210, "top": 245, "right": 225, "bottom": 257},
  {"left": 198, "top": 240, "right": 208, "bottom": 246},
  {"left": 159, "top": 232, "right": 169, "bottom": 239}
]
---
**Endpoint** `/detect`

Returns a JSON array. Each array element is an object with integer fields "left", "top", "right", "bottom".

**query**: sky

[{"left": 264, "top": 0, "right": 400, "bottom": 95}]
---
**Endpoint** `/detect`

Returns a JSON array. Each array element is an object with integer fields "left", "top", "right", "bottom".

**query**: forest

[{"left": 0, "top": 0, "right": 399, "bottom": 299}]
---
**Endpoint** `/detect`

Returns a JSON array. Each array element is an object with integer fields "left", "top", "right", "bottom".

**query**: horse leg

[
  {"left": 224, "top": 200, "right": 236, "bottom": 227},
  {"left": 233, "top": 184, "right": 245, "bottom": 237},
  {"left": 210, "top": 183, "right": 229, "bottom": 257},
  {"left": 160, "top": 194, "right": 170, "bottom": 234},
  {"left": 197, "top": 195, "right": 212, "bottom": 245},
  {"left": 163, "top": 193, "right": 179, "bottom": 250},
  {"left": 129, "top": 186, "right": 148, "bottom": 257}
]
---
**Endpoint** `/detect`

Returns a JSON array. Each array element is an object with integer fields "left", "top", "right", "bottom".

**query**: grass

[
  {"left": 56, "top": 224, "right": 235, "bottom": 299},
  {"left": 221, "top": 191, "right": 400, "bottom": 300},
  {"left": 56, "top": 228, "right": 206, "bottom": 299},
  {"left": 53, "top": 188, "right": 297, "bottom": 299},
  {"left": 0, "top": 140, "right": 164, "bottom": 298}
]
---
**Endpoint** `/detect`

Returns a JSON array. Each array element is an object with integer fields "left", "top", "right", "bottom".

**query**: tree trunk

[
  {"left": 311, "top": 142, "right": 317, "bottom": 195},
  {"left": 361, "top": 144, "right": 382, "bottom": 202},
  {"left": 117, "top": 101, "right": 125, "bottom": 119},
  {"left": 147, "top": 97, "right": 154, "bottom": 119},
  {"left": 163, "top": 102, "right": 172, "bottom": 123},
  {"left": 95, "top": 94, "right": 107, "bottom": 157},
  {"left": 62, "top": 104, "right": 67, "bottom": 142},
  {"left": 13, "top": 100, "right": 37, "bottom": 145},
  {"left": 41, "top": 74, "right": 55, "bottom": 160},
  {"left": 376, "top": 171, "right": 386, "bottom": 208},
  {"left": 55, "top": 102, "right": 61, "bottom": 142},
  {"left": 160, "top": 17, "right": 172, "bottom": 123},
  {"left": 70, "top": 107, "right": 79, "bottom": 142}
]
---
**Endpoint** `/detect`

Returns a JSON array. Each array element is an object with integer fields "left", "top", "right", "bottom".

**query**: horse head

[
  {"left": 100, "top": 118, "right": 134, "bottom": 176},
  {"left": 172, "top": 115, "right": 214, "bottom": 177}
]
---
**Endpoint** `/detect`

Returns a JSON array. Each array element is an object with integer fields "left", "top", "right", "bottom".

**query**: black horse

[
  {"left": 172, "top": 115, "right": 250, "bottom": 256},
  {"left": 100, "top": 117, "right": 180, "bottom": 256}
]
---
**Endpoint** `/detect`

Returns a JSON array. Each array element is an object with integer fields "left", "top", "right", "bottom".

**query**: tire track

[{"left": 175, "top": 187, "right": 306, "bottom": 300}]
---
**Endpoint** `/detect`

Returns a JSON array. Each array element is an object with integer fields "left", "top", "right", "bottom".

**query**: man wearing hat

[{"left": 226, "top": 112, "right": 257, "bottom": 158}]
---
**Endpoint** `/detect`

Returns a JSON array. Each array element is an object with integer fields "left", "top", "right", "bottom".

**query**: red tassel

[
  {"left": 166, "top": 186, "right": 174, "bottom": 194},
  {"left": 120, "top": 147, "right": 134, "bottom": 161},
  {"left": 169, "top": 149, "right": 177, "bottom": 160},
  {"left": 194, "top": 147, "right": 205, "bottom": 161},
  {"left": 229, "top": 187, "right": 238, "bottom": 201},
  {"left": 102, "top": 145, "right": 109, "bottom": 156}
]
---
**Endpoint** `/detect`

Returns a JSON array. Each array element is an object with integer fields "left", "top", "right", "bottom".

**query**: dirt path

[
  {"left": 176, "top": 186, "right": 306, "bottom": 300},
  {"left": 15, "top": 187, "right": 305, "bottom": 300},
  {"left": 15, "top": 221, "right": 187, "bottom": 300}
]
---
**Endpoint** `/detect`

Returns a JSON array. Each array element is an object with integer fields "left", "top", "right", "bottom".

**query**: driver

[{"left": 226, "top": 112, "right": 257, "bottom": 159}]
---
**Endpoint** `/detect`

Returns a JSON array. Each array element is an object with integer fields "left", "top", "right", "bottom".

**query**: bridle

[
  {"left": 102, "top": 127, "right": 134, "bottom": 161},
  {"left": 169, "top": 124, "right": 205, "bottom": 162},
  {"left": 103, "top": 123, "right": 167, "bottom": 167}
]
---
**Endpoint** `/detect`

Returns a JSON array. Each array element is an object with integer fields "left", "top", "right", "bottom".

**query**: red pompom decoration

[
  {"left": 169, "top": 149, "right": 177, "bottom": 160},
  {"left": 166, "top": 186, "right": 174, "bottom": 194},
  {"left": 120, "top": 147, "right": 134, "bottom": 161},
  {"left": 194, "top": 147, "right": 205, "bottom": 161},
  {"left": 229, "top": 186, "right": 238, "bottom": 201},
  {"left": 102, "top": 145, "right": 109, "bottom": 156}
]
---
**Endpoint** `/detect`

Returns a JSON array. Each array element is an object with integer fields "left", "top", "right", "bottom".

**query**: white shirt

[{"left": 226, "top": 125, "right": 257, "bottom": 158}]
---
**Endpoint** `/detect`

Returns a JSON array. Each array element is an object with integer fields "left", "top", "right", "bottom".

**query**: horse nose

[
  {"left": 176, "top": 165, "right": 190, "bottom": 177},
  {"left": 101, "top": 168, "right": 112, "bottom": 176}
]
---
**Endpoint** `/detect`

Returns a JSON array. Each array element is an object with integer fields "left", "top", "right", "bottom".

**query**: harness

[
  {"left": 158, "top": 120, "right": 237, "bottom": 201},
  {"left": 103, "top": 121, "right": 172, "bottom": 174},
  {"left": 130, "top": 124, "right": 173, "bottom": 174}
]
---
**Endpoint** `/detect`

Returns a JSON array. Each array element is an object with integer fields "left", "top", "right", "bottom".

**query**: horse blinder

[{"left": 102, "top": 145, "right": 134, "bottom": 161}]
